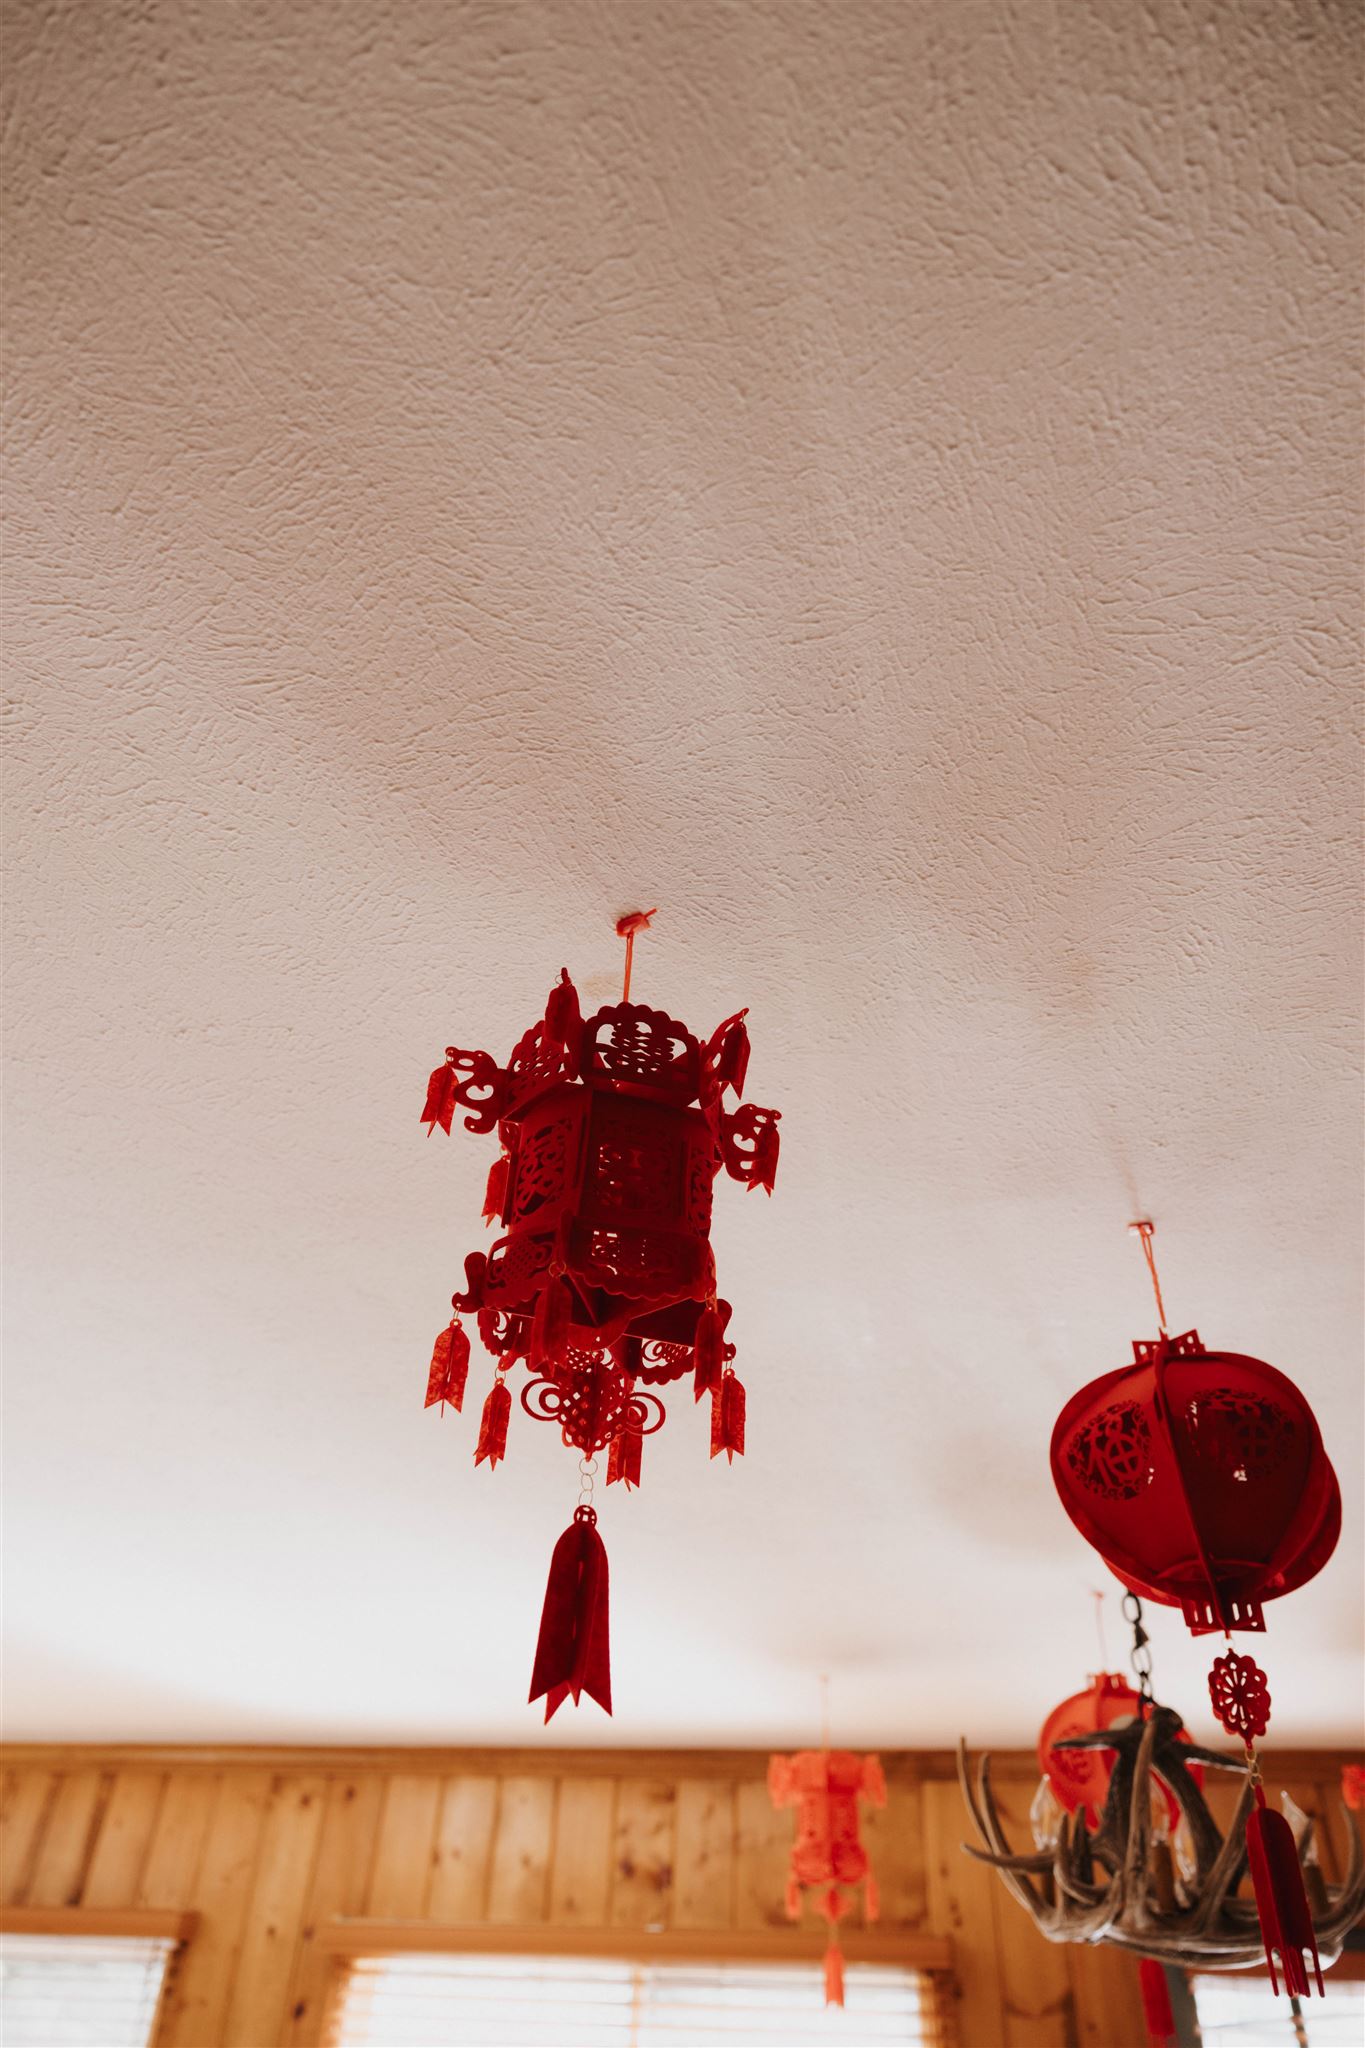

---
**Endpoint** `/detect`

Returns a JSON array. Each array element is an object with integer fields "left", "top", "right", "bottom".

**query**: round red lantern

[
  {"left": 1038, "top": 1672, "right": 1190, "bottom": 1831},
  {"left": 1051, "top": 1328, "right": 1340, "bottom": 1638}
]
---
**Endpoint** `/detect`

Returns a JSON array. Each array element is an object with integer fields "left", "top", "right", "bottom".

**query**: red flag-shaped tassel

[
  {"left": 530, "top": 1274, "right": 573, "bottom": 1373},
  {"left": 1245, "top": 1793, "right": 1324, "bottom": 1998},
  {"left": 482, "top": 1153, "right": 509, "bottom": 1224},
  {"left": 707, "top": 1010, "right": 751, "bottom": 1098},
  {"left": 606, "top": 1426, "right": 642, "bottom": 1490},
  {"left": 749, "top": 1119, "right": 780, "bottom": 1194},
  {"left": 823, "top": 1939, "right": 844, "bottom": 2008},
  {"left": 420, "top": 1061, "right": 457, "bottom": 1135},
  {"left": 544, "top": 969, "right": 582, "bottom": 1056},
  {"left": 693, "top": 1304, "right": 725, "bottom": 1403},
  {"left": 1138, "top": 1960, "right": 1176, "bottom": 2046},
  {"left": 474, "top": 1376, "right": 511, "bottom": 1469},
  {"left": 424, "top": 1321, "right": 470, "bottom": 1411},
  {"left": 711, "top": 1371, "right": 746, "bottom": 1462},
  {"left": 528, "top": 1505, "right": 611, "bottom": 1720}
]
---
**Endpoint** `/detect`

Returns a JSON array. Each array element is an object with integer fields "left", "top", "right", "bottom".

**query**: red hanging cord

[
  {"left": 615, "top": 909, "right": 657, "bottom": 1001},
  {"left": 1128, "top": 1220, "right": 1168, "bottom": 1336}
]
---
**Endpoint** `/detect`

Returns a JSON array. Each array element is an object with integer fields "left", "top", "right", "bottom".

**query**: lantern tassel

[
  {"left": 1245, "top": 1792, "right": 1324, "bottom": 1997},
  {"left": 474, "top": 1376, "right": 510, "bottom": 1469},
  {"left": 420, "top": 1061, "right": 457, "bottom": 1135},
  {"left": 693, "top": 1303, "right": 725, "bottom": 1402},
  {"left": 482, "top": 1154, "right": 509, "bottom": 1223},
  {"left": 606, "top": 1425, "right": 642, "bottom": 1490},
  {"left": 823, "top": 1937, "right": 844, "bottom": 2008},
  {"left": 710, "top": 1371, "right": 746, "bottom": 1462},
  {"left": 1138, "top": 1960, "right": 1176, "bottom": 2046},
  {"left": 530, "top": 1273, "right": 574, "bottom": 1372},
  {"left": 528, "top": 1505, "right": 611, "bottom": 1721},
  {"left": 544, "top": 969, "right": 582, "bottom": 1056},
  {"left": 424, "top": 1320, "right": 470, "bottom": 1411}
]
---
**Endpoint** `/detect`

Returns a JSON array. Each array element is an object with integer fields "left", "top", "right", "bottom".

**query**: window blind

[
  {"left": 1192, "top": 1972, "right": 1365, "bottom": 2046},
  {"left": 334, "top": 1953, "right": 944, "bottom": 2048},
  {"left": 0, "top": 1934, "right": 175, "bottom": 2048}
]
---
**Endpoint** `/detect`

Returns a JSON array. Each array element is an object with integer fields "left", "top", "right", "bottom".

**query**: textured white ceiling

[{"left": 4, "top": 0, "right": 1361, "bottom": 1750}]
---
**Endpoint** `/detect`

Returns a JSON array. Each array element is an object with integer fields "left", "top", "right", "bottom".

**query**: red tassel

[
  {"left": 606, "top": 1426, "right": 642, "bottom": 1490},
  {"left": 424, "top": 1321, "right": 470, "bottom": 1411},
  {"left": 544, "top": 970, "right": 582, "bottom": 1056},
  {"left": 528, "top": 1505, "right": 611, "bottom": 1720},
  {"left": 707, "top": 1010, "right": 751, "bottom": 1097},
  {"left": 693, "top": 1304, "right": 725, "bottom": 1403},
  {"left": 1246, "top": 1793, "right": 1324, "bottom": 1997},
  {"left": 474, "top": 1376, "right": 510, "bottom": 1469},
  {"left": 530, "top": 1274, "right": 573, "bottom": 1372},
  {"left": 420, "top": 1061, "right": 457, "bottom": 1135},
  {"left": 482, "top": 1153, "right": 509, "bottom": 1224},
  {"left": 823, "top": 1939, "right": 844, "bottom": 2008},
  {"left": 711, "top": 1371, "right": 746, "bottom": 1462},
  {"left": 749, "top": 1118, "right": 780, "bottom": 1194},
  {"left": 1138, "top": 1959, "right": 1176, "bottom": 2045}
]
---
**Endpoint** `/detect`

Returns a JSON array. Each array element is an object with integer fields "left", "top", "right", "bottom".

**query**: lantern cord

[
  {"left": 1091, "top": 1589, "right": 1110, "bottom": 1673},
  {"left": 615, "top": 909, "right": 657, "bottom": 1002},
  {"left": 1129, "top": 1220, "right": 1168, "bottom": 1337},
  {"left": 819, "top": 1671, "right": 831, "bottom": 1755}
]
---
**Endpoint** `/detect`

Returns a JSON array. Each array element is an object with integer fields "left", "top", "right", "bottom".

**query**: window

[
  {"left": 0, "top": 1934, "right": 176, "bottom": 2048},
  {"left": 1192, "top": 1972, "right": 1365, "bottom": 2046},
  {"left": 334, "top": 1953, "right": 943, "bottom": 2048}
]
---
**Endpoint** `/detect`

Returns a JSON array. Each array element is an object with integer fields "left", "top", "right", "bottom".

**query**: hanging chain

[
  {"left": 1122, "top": 1591, "right": 1156, "bottom": 1712},
  {"left": 577, "top": 1453, "right": 598, "bottom": 1510}
]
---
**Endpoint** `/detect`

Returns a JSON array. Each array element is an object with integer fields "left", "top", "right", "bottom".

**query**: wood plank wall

[{"left": 0, "top": 1745, "right": 1357, "bottom": 2047}]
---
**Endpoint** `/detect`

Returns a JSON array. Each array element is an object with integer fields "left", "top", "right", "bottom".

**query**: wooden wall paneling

[
  {"left": 484, "top": 1775, "right": 555, "bottom": 1925},
  {"left": 138, "top": 1773, "right": 218, "bottom": 1910},
  {"left": 733, "top": 1776, "right": 793, "bottom": 1932},
  {"left": 222, "top": 1775, "right": 328, "bottom": 2048},
  {"left": 1068, "top": 1939, "right": 1151, "bottom": 2048},
  {"left": 0, "top": 1770, "right": 57, "bottom": 1904},
  {"left": 427, "top": 1775, "right": 499, "bottom": 1922},
  {"left": 923, "top": 1775, "right": 1008, "bottom": 2048},
  {"left": 863, "top": 1774, "right": 927, "bottom": 1927},
  {"left": 986, "top": 1775, "right": 1075, "bottom": 2048},
  {"left": 364, "top": 1774, "right": 443, "bottom": 1919},
  {"left": 282, "top": 1774, "right": 385, "bottom": 2048},
  {"left": 82, "top": 1772, "right": 165, "bottom": 1908},
  {"left": 156, "top": 1768, "right": 272, "bottom": 2048},
  {"left": 671, "top": 1778, "right": 736, "bottom": 1930},
  {"left": 24, "top": 1768, "right": 110, "bottom": 1908},
  {"left": 547, "top": 1776, "right": 615, "bottom": 1926},
  {"left": 608, "top": 1779, "right": 676, "bottom": 1929}
]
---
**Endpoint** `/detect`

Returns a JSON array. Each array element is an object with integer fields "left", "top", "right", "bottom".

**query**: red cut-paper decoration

[
  {"left": 1051, "top": 1331, "right": 1339, "bottom": 1637},
  {"left": 1038, "top": 1674, "right": 1195, "bottom": 1831},
  {"left": 1208, "top": 1650, "right": 1271, "bottom": 1743},
  {"left": 416, "top": 953, "right": 779, "bottom": 1715},
  {"left": 769, "top": 1750, "right": 886, "bottom": 2008},
  {"left": 1246, "top": 1791, "right": 1325, "bottom": 1997},
  {"left": 424, "top": 1321, "right": 470, "bottom": 1411},
  {"left": 710, "top": 1372, "right": 745, "bottom": 1462},
  {"left": 474, "top": 1376, "right": 510, "bottom": 1469},
  {"left": 529, "top": 1506, "right": 611, "bottom": 1721}
]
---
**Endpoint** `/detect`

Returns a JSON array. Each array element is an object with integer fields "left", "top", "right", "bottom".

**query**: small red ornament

[
  {"left": 416, "top": 923, "right": 779, "bottom": 1714},
  {"left": 1207, "top": 1650, "right": 1272, "bottom": 1744},
  {"left": 1343, "top": 1764, "right": 1365, "bottom": 1812},
  {"left": 769, "top": 1749, "right": 885, "bottom": 2007}
]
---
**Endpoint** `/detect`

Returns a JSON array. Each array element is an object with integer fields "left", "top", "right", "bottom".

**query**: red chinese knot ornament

[
  {"left": 416, "top": 917, "right": 779, "bottom": 1718},
  {"left": 768, "top": 1750, "right": 886, "bottom": 2007}
]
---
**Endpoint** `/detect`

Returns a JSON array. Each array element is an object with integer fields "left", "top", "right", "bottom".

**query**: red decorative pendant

[
  {"left": 417, "top": 935, "right": 779, "bottom": 1714},
  {"left": 769, "top": 1750, "right": 885, "bottom": 2008}
]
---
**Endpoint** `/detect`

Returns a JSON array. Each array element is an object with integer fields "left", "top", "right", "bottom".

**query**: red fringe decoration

[
  {"left": 711, "top": 1371, "right": 746, "bottom": 1462},
  {"left": 544, "top": 969, "right": 582, "bottom": 1056},
  {"left": 693, "top": 1304, "right": 725, "bottom": 1403},
  {"left": 1138, "top": 1960, "right": 1175, "bottom": 2045},
  {"left": 749, "top": 1119, "right": 780, "bottom": 1194},
  {"left": 530, "top": 1274, "right": 573, "bottom": 1372},
  {"left": 1246, "top": 1794, "right": 1324, "bottom": 1998},
  {"left": 420, "top": 1061, "right": 456, "bottom": 1135},
  {"left": 823, "top": 1940, "right": 844, "bottom": 2008},
  {"left": 424, "top": 1321, "right": 470, "bottom": 1411},
  {"left": 482, "top": 1154, "right": 509, "bottom": 1224},
  {"left": 474, "top": 1377, "right": 511, "bottom": 1469},
  {"left": 606, "top": 1426, "right": 642, "bottom": 1490},
  {"left": 528, "top": 1506, "right": 611, "bottom": 1720}
]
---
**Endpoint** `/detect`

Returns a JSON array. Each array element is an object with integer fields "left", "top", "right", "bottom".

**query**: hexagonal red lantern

[
  {"left": 768, "top": 1748, "right": 885, "bottom": 2007},
  {"left": 417, "top": 915, "right": 779, "bottom": 1719}
]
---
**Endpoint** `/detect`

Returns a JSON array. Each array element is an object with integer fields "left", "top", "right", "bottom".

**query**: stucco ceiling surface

[{"left": 4, "top": 0, "right": 1361, "bottom": 1748}]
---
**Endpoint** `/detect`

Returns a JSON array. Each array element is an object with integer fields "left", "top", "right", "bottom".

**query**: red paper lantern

[
  {"left": 1051, "top": 1329, "right": 1340, "bottom": 1639},
  {"left": 1038, "top": 1673, "right": 1191, "bottom": 1831},
  {"left": 768, "top": 1749, "right": 885, "bottom": 2007},
  {"left": 417, "top": 923, "right": 779, "bottom": 1718}
]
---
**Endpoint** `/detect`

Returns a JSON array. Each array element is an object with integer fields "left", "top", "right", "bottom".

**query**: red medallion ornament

[{"left": 416, "top": 915, "right": 779, "bottom": 1717}]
